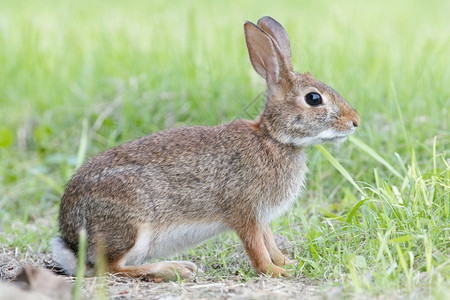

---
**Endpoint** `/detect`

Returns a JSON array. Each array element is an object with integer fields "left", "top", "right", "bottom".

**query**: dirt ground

[
  {"left": 0, "top": 249, "right": 328, "bottom": 300},
  {"left": 0, "top": 250, "right": 329, "bottom": 300}
]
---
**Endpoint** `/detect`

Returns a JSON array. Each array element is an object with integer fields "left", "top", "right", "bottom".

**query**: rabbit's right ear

[
  {"left": 257, "top": 16, "right": 293, "bottom": 70},
  {"left": 244, "top": 21, "right": 288, "bottom": 86}
]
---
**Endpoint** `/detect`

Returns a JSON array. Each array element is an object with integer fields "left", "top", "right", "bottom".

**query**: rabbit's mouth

[{"left": 278, "top": 130, "right": 350, "bottom": 147}]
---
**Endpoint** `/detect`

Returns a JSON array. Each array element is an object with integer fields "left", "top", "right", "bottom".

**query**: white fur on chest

[
  {"left": 121, "top": 222, "right": 228, "bottom": 266},
  {"left": 257, "top": 153, "right": 307, "bottom": 224}
]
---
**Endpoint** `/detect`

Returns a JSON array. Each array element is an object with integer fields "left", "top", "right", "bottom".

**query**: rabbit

[{"left": 52, "top": 16, "right": 360, "bottom": 281}]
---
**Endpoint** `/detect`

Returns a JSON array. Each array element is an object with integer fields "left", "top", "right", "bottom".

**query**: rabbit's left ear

[
  {"left": 244, "top": 21, "right": 286, "bottom": 85},
  {"left": 257, "top": 16, "right": 293, "bottom": 71}
]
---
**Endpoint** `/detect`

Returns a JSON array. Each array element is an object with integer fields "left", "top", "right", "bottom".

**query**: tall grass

[
  {"left": 302, "top": 139, "right": 449, "bottom": 297},
  {"left": 0, "top": 0, "right": 448, "bottom": 297}
]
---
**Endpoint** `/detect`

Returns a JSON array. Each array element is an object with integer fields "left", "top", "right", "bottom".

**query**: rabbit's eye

[{"left": 305, "top": 92, "right": 322, "bottom": 106}]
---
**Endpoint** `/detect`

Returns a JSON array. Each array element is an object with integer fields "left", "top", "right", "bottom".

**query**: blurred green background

[{"left": 0, "top": 0, "right": 448, "bottom": 296}]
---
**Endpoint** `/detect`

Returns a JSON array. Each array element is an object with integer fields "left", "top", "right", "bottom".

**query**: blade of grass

[
  {"left": 316, "top": 144, "right": 366, "bottom": 196},
  {"left": 76, "top": 119, "right": 89, "bottom": 169},
  {"left": 346, "top": 199, "right": 369, "bottom": 224},
  {"left": 73, "top": 229, "right": 87, "bottom": 300},
  {"left": 349, "top": 136, "right": 403, "bottom": 179}
]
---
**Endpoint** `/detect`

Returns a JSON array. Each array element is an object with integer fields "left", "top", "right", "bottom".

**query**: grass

[{"left": 0, "top": 0, "right": 448, "bottom": 298}]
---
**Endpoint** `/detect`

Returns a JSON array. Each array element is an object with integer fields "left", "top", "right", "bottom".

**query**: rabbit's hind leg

[
  {"left": 109, "top": 260, "right": 197, "bottom": 282},
  {"left": 106, "top": 224, "right": 197, "bottom": 281}
]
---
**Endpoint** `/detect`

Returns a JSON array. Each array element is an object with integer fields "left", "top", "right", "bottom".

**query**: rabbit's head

[{"left": 245, "top": 16, "right": 360, "bottom": 147}]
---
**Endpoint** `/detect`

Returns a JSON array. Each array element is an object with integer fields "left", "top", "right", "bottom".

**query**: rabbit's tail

[{"left": 51, "top": 236, "right": 78, "bottom": 275}]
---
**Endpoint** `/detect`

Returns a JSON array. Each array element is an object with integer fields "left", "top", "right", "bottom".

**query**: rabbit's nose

[{"left": 351, "top": 110, "right": 360, "bottom": 127}]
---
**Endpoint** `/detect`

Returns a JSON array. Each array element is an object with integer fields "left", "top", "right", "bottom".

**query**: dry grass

[{"left": 0, "top": 248, "right": 323, "bottom": 299}]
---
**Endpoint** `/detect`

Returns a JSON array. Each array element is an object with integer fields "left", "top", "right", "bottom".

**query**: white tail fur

[{"left": 51, "top": 236, "right": 78, "bottom": 275}]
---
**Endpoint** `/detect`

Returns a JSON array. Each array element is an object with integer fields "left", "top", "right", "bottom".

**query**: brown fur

[{"left": 53, "top": 16, "right": 359, "bottom": 281}]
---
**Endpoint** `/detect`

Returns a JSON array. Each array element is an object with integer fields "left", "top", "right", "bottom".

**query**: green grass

[{"left": 0, "top": 0, "right": 448, "bottom": 298}]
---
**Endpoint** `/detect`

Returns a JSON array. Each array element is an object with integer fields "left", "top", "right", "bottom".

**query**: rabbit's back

[{"left": 59, "top": 119, "right": 307, "bottom": 246}]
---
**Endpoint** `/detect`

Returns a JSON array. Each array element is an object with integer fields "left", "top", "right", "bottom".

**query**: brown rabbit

[{"left": 52, "top": 16, "right": 360, "bottom": 281}]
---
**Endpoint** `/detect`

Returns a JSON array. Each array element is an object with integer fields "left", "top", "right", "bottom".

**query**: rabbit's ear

[
  {"left": 244, "top": 21, "right": 287, "bottom": 85},
  {"left": 257, "top": 16, "right": 293, "bottom": 70}
]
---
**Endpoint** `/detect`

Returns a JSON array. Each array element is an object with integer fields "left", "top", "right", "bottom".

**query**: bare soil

[{"left": 0, "top": 249, "right": 326, "bottom": 299}]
